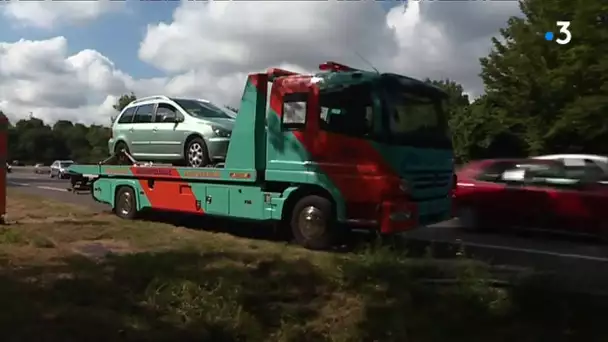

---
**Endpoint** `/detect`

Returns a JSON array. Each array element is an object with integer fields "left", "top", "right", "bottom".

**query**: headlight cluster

[
  {"left": 398, "top": 178, "right": 409, "bottom": 193},
  {"left": 213, "top": 127, "right": 231, "bottom": 138}
]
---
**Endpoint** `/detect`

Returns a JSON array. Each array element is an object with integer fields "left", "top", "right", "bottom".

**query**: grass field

[{"left": 0, "top": 190, "right": 607, "bottom": 342}]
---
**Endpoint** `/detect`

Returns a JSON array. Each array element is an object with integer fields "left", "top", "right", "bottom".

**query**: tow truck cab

[
  {"left": 241, "top": 62, "right": 454, "bottom": 230},
  {"left": 70, "top": 61, "right": 454, "bottom": 249}
]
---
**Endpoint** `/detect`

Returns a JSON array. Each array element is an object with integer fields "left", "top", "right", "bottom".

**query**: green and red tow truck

[{"left": 68, "top": 61, "right": 454, "bottom": 250}]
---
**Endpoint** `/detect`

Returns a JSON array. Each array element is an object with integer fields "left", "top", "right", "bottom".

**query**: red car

[{"left": 453, "top": 158, "right": 608, "bottom": 239}]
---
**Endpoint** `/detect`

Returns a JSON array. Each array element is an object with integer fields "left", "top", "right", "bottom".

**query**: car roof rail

[{"left": 130, "top": 95, "right": 171, "bottom": 105}]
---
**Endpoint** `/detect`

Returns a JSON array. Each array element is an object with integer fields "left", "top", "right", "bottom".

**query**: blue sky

[
  {"left": 0, "top": 0, "right": 517, "bottom": 124},
  {"left": 0, "top": 1, "right": 179, "bottom": 78},
  {"left": 0, "top": 0, "right": 400, "bottom": 79}
]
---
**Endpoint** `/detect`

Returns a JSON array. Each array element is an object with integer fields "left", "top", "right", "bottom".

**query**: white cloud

[
  {"left": 139, "top": 1, "right": 521, "bottom": 102},
  {"left": 0, "top": 37, "right": 130, "bottom": 124},
  {"left": 0, "top": 1, "right": 522, "bottom": 125},
  {"left": 1, "top": 0, "right": 124, "bottom": 29}
]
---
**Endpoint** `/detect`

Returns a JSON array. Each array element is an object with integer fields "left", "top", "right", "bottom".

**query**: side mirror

[{"left": 176, "top": 116, "right": 185, "bottom": 123}]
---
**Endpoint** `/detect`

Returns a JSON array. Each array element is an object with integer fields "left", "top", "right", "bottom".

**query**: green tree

[
  {"left": 111, "top": 93, "right": 137, "bottom": 122},
  {"left": 425, "top": 79, "right": 470, "bottom": 119},
  {"left": 4, "top": 116, "right": 111, "bottom": 164},
  {"left": 480, "top": 0, "right": 608, "bottom": 155}
]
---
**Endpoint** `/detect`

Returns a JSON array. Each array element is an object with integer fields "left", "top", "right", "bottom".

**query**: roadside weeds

[{"left": 1, "top": 190, "right": 607, "bottom": 342}]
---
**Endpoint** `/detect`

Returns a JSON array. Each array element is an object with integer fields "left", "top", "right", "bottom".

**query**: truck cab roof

[{"left": 307, "top": 63, "right": 446, "bottom": 98}]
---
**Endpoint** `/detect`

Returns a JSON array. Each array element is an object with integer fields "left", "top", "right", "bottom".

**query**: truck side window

[
  {"left": 282, "top": 93, "right": 307, "bottom": 130},
  {"left": 319, "top": 83, "right": 375, "bottom": 138}
]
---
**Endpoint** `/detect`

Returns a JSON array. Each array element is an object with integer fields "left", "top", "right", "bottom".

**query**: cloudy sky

[{"left": 0, "top": 0, "right": 521, "bottom": 125}]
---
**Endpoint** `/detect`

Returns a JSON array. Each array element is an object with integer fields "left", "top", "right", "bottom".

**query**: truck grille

[{"left": 408, "top": 171, "right": 452, "bottom": 190}]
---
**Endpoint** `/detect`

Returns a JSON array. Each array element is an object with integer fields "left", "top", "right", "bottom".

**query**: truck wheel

[
  {"left": 115, "top": 187, "right": 138, "bottom": 220},
  {"left": 290, "top": 195, "right": 335, "bottom": 250},
  {"left": 185, "top": 137, "right": 210, "bottom": 168}
]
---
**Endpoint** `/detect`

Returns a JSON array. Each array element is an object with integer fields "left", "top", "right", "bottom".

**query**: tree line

[{"left": 2, "top": 0, "right": 606, "bottom": 165}]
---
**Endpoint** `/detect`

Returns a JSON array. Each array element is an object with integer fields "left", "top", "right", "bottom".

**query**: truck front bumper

[
  {"left": 344, "top": 197, "right": 451, "bottom": 234},
  {"left": 378, "top": 200, "right": 419, "bottom": 234}
]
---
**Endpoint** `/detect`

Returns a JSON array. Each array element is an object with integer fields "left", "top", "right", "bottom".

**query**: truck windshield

[
  {"left": 173, "top": 99, "right": 234, "bottom": 120},
  {"left": 319, "top": 83, "right": 379, "bottom": 138},
  {"left": 382, "top": 84, "right": 450, "bottom": 148}
]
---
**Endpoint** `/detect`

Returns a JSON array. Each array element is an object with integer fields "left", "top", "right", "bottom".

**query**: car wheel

[
  {"left": 597, "top": 221, "right": 608, "bottom": 243},
  {"left": 290, "top": 195, "right": 336, "bottom": 250},
  {"left": 114, "top": 142, "right": 130, "bottom": 165},
  {"left": 458, "top": 206, "right": 483, "bottom": 231},
  {"left": 115, "top": 187, "right": 138, "bottom": 220},
  {"left": 185, "top": 137, "right": 210, "bottom": 168}
]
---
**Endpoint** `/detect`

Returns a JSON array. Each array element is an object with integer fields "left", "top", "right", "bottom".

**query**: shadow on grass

[
  {"left": 136, "top": 210, "right": 379, "bottom": 253},
  {"left": 1, "top": 248, "right": 608, "bottom": 342}
]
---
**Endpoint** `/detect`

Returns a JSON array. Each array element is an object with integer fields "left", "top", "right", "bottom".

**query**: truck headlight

[
  {"left": 390, "top": 211, "right": 412, "bottom": 221},
  {"left": 399, "top": 178, "right": 409, "bottom": 193}
]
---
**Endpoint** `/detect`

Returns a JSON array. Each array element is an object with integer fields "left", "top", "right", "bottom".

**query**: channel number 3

[{"left": 556, "top": 21, "right": 572, "bottom": 45}]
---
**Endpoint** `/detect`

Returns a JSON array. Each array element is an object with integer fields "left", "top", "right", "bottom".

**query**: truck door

[{"left": 265, "top": 80, "right": 316, "bottom": 179}]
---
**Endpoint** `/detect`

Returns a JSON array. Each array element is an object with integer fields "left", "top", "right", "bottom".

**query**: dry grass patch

[{"left": 0, "top": 190, "right": 607, "bottom": 342}]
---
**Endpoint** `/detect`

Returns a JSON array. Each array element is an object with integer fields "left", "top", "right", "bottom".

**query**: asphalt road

[
  {"left": 7, "top": 171, "right": 109, "bottom": 212},
  {"left": 7, "top": 171, "right": 608, "bottom": 292}
]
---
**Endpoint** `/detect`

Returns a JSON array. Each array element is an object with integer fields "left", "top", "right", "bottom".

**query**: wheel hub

[
  {"left": 298, "top": 206, "right": 326, "bottom": 239},
  {"left": 119, "top": 192, "right": 132, "bottom": 216},
  {"left": 188, "top": 143, "right": 203, "bottom": 167}
]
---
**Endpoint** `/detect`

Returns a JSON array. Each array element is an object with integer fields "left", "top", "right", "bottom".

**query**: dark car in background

[{"left": 453, "top": 158, "right": 608, "bottom": 239}]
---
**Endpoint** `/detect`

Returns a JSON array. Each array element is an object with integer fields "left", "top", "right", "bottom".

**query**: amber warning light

[{"left": 318, "top": 61, "right": 356, "bottom": 72}]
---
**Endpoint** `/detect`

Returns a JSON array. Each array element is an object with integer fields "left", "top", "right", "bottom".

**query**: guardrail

[{"left": 10, "top": 166, "right": 50, "bottom": 174}]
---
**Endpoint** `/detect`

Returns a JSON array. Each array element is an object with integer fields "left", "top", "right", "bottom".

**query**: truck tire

[
  {"left": 290, "top": 195, "right": 335, "bottom": 250},
  {"left": 115, "top": 187, "right": 138, "bottom": 220},
  {"left": 185, "top": 137, "right": 210, "bottom": 168}
]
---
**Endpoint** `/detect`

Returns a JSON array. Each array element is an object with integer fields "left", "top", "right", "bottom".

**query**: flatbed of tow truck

[{"left": 69, "top": 61, "right": 455, "bottom": 250}]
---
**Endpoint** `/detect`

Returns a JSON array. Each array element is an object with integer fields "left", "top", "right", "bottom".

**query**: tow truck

[{"left": 68, "top": 61, "right": 454, "bottom": 250}]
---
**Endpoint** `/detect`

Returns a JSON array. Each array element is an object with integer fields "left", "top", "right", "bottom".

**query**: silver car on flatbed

[{"left": 108, "top": 95, "right": 235, "bottom": 167}]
